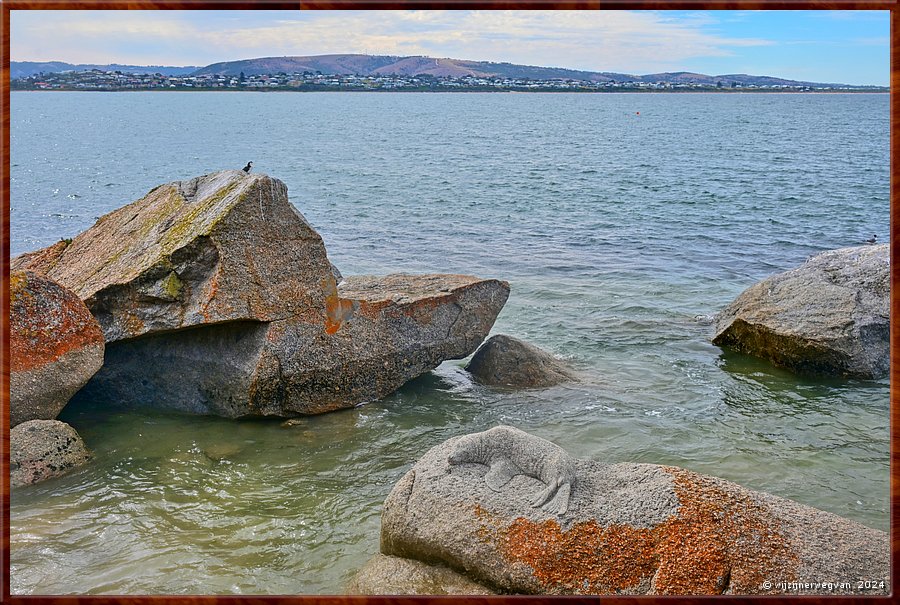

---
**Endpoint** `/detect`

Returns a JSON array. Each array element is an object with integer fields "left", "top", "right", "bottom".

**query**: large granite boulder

[
  {"left": 76, "top": 273, "right": 509, "bottom": 416},
  {"left": 15, "top": 171, "right": 509, "bottom": 416},
  {"left": 12, "top": 170, "right": 334, "bottom": 342},
  {"left": 465, "top": 335, "right": 577, "bottom": 388},
  {"left": 10, "top": 270, "right": 105, "bottom": 427},
  {"left": 377, "top": 426, "right": 889, "bottom": 595},
  {"left": 11, "top": 420, "right": 92, "bottom": 487},
  {"left": 713, "top": 245, "right": 889, "bottom": 378}
]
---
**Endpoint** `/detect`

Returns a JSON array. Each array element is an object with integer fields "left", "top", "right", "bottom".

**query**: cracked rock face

[
  {"left": 10, "top": 270, "right": 105, "bottom": 427},
  {"left": 15, "top": 171, "right": 509, "bottom": 417},
  {"left": 373, "top": 427, "right": 889, "bottom": 595},
  {"left": 713, "top": 245, "right": 889, "bottom": 378}
]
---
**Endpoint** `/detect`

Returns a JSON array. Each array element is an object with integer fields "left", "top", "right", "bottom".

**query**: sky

[{"left": 10, "top": 10, "right": 891, "bottom": 85}]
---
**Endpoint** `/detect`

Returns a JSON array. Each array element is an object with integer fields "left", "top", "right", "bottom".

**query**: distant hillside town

[
  {"left": 10, "top": 54, "right": 887, "bottom": 92},
  {"left": 10, "top": 69, "right": 883, "bottom": 93}
]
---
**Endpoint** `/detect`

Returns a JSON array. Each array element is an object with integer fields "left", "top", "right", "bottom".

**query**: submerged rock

[
  {"left": 11, "top": 420, "right": 92, "bottom": 487},
  {"left": 465, "top": 335, "right": 577, "bottom": 387},
  {"left": 10, "top": 270, "right": 105, "bottom": 427},
  {"left": 713, "top": 245, "right": 889, "bottom": 378},
  {"left": 347, "top": 554, "right": 496, "bottom": 595},
  {"left": 17, "top": 170, "right": 509, "bottom": 417},
  {"left": 378, "top": 426, "right": 888, "bottom": 595}
]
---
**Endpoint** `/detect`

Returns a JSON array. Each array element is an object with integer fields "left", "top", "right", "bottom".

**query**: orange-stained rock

[
  {"left": 10, "top": 270, "right": 104, "bottom": 426},
  {"left": 378, "top": 427, "right": 889, "bottom": 595}
]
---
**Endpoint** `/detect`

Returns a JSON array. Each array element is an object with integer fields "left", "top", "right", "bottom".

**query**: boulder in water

[
  {"left": 465, "top": 335, "right": 577, "bottom": 387},
  {"left": 15, "top": 171, "right": 510, "bottom": 416},
  {"left": 712, "top": 245, "right": 889, "bottom": 378},
  {"left": 10, "top": 270, "right": 105, "bottom": 427},
  {"left": 11, "top": 420, "right": 92, "bottom": 487}
]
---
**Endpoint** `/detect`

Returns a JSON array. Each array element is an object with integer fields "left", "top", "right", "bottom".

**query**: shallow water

[{"left": 9, "top": 91, "right": 890, "bottom": 594}]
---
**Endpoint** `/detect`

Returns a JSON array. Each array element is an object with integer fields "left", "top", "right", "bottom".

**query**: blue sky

[{"left": 10, "top": 10, "right": 890, "bottom": 85}]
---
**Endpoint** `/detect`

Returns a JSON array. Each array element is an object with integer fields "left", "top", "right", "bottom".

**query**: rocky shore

[{"left": 10, "top": 169, "right": 888, "bottom": 593}]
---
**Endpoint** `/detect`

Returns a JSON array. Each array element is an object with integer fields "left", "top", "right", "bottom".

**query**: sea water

[{"left": 9, "top": 91, "right": 890, "bottom": 594}]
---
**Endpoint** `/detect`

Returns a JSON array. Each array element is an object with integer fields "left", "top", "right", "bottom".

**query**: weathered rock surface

[
  {"left": 10, "top": 270, "right": 105, "bottom": 427},
  {"left": 465, "top": 335, "right": 577, "bottom": 387},
  {"left": 16, "top": 168, "right": 509, "bottom": 417},
  {"left": 12, "top": 170, "right": 334, "bottom": 343},
  {"left": 713, "top": 245, "right": 889, "bottom": 378},
  {"left": 76, "top": 273, "right": 509, "bottom": 416},
  {"left": 347, "top": 554, "right": 495, "bottom": 595},
  {"left": 379, "top": 426, "right": 889, "bottom": 595},
  {"left": 11, "top": 420, "right": 92, "bottom": 487}
]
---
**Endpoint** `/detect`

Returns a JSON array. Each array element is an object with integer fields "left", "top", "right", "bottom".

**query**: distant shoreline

[{"left": 10, "top": 88, "right": 889, "bottom": 94}]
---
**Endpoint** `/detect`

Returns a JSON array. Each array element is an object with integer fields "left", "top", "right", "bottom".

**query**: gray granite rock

[
  {"left": 346, "top": 554, "right": 495, "bottom": 595},
  {"left": 9, "top": 270, "right": 104, "bottom": 427},
  {"left": 12, "top": 170, "right": 335, "bottom": 343},
  {"left": 11, "top": 420, "right": 92, "bottom": 487},
  {"left": 465, "top": 335, "right": 577, "bottom": 387},
  {"left": 76, "top": 273, "right": 509, "bottom": 417},
  {"left": 15, "top": 171, "right": 510, "bottom": 417},
  {"left": 713, "top": 245, "right": 889, "bottom": 378},
  {"left": 379, "top": 427, "right": 889, "bottom": 595}
]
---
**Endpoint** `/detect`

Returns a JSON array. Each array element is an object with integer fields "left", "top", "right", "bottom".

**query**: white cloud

[{"left": 12, "top": 10, "right": 775, "bottom": 73}]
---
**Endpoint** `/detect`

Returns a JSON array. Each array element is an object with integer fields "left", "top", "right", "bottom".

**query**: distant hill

[
  {"left": 14, "top": 55, "right": 873, "bottom": 88},
  {"left": 11, "top": 61, "right": 199, "bottom": 78},
  {"left": 190, "top": 54, "right": 865, "bottom": 87}
]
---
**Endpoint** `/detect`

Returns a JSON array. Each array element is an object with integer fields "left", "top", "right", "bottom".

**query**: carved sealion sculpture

[{"left": 448, "top": 425, "right": 576, "bottom": 515}]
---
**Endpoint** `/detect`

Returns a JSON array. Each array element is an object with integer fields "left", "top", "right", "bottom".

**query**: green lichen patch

[{"left": 161, "top": 271, "right": 183, "bottom": 299}]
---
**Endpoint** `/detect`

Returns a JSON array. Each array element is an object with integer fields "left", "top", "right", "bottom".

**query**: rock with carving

[
  {"left": 377, "top": 427, "right": 889, "bottom": 595},
  {"left": 9, "top": 270, "right": 104, "bottom": 427}
]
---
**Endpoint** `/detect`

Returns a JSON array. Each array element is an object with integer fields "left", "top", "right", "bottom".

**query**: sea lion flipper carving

[
  {"left": 533, "top": 480, "right": 571, "bottom": 515},
  {"left": 484, "top": 458, "right": 521, "bottom": 491}
]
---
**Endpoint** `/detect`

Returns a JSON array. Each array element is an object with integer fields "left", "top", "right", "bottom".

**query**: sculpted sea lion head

[{"left": 447, "top": 436, "right": 478, "bottom": 465}]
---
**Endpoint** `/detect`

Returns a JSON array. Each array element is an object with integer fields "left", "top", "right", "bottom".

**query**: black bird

[
  {"left": 242, "top": 161, "right": 253, "bottom": 173},
  {"left": 866, "top": 234, "right": 877, "bottom": 244}
]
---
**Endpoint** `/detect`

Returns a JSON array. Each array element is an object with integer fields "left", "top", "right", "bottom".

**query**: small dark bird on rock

[
  {"left": 865, "top": 234, "right": 877, "bottom": 244},
  {"left": 242, "top": 161, "right": 253, "bottom": 173}
]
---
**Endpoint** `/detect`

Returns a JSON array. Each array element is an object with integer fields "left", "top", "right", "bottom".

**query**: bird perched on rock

[
  {"left": 865, "top": 234, "right": 877, "bottom": 244},
  {"left": 242, "top": 161, "right": 253, "bottom": 173}
]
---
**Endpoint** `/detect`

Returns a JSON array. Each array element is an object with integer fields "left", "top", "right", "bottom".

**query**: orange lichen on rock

[
  {"left": 502, "top": 518, "right": 658, "bottom": 594},
  {"left": 323, "top": 277, "right": 359, "bottom": 335},
  {"left": 480, "top": 466, "right": 799, "bottom": 595},
  {"left": 10, "top": 270, "right": 104, "bottom": 373},
  {"left": 657, "top": 467, "right": 799, "bottom": 594}
]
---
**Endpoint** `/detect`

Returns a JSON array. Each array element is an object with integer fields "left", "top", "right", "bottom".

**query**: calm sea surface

[{"left": 9, "top": 91, "right": 890, "bottom": 594}]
